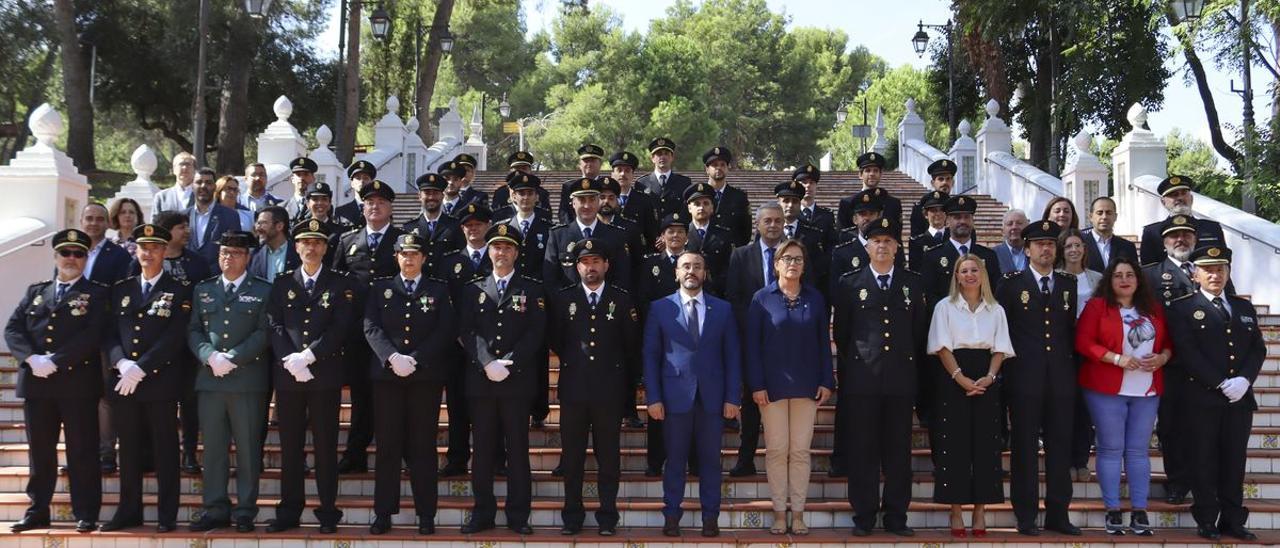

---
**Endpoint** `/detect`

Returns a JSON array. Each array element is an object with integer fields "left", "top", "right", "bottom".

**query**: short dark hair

[
  {"left": 154, "top": 210, "right": 188, "bottom": 231},
  {"left": 255, "top": 205, "right": 288, "bottom": 227},
  {"left": 1095, "top": 255, "right": 1159, "bottom": 317},
  {"left": 1089, "top": 195, "right": 1116, "bottom": 211},
  {"left": 197, "top": 167, "right": 217, "bottom": 179}
]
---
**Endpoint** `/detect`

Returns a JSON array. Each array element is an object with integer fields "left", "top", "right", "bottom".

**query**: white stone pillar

[
  {"left": 1060, "top": 130, "right": 1109, "bottom": 216},
  {"left": 871, "top": 106, "right": 890, "bottom": 157},
  {"left": 111, "top": 145, "right": 162, "bottom": 221},
  {"left": 897, "top": 98, "right": 926, "bottom": 174},
  {"left": 1111, "top": 103, "right": 1167, "bottom": 236},
  {"left": 256, "top": 95, "right": 308, "bottom": 198},
  {"left": 402, "top": 117, "right": 429, "bottom": 188},
  {"left": 310, "top": 125, "right": 346, "bottom": 203},
  {"left": 373, "top": 96, "right": 407, "bottom": 192},
  {"left": 460, "top": 103, "right": 489, "bottom": 171},
  {"left": 975, "top": 99, "right": 1012, "bottom": 195},
  {"left": 949, "top": 119, "right": 978, "bottom": 194}
]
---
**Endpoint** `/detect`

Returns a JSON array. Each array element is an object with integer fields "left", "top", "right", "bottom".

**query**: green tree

[
  {"left": 0, "top": 2, "right": 56, "bottom": 163},
  {"left": 821, "top": 65, "right": 945, "bottom": 170}
]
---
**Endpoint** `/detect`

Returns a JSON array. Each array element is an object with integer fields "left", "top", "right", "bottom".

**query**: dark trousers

[
  {"left": 561, "top": 399, "right": 622, "bottom": 528},
  {"left": 276, "top": 389, "right": 342, "bottom": 526},
  {"left": 23, "top": 398, "right": 101, "bottom": 521},
  {"left": 258, "top": 372, "right": 274, "bottom": 459},
  {"left": 469, "top": 393, "right": 533, "bottom": 526},
  {"left": 661, "top": 400, "right": 724, "bottom": 521},
  {"left": 1188, "top": 402, "right": 1253, "bottom": 531},
  {"left": 198, "top": 391, "right": 266, "bottom": 521},
  {"left": 532, "top": 346, "right": 550, "bottom": 422},
  {"left": 842, "top": 393, "right": 912, "bottom": 531},
  {"left": 111, "top": 398, "right": 178, "bottom": 524},
  {"left": 445, "top": 353, "right": 473, "bottom": 468},
  {"left": 736, "top": 386, "right": 761, "bottom": 466},
  {"left": 98, "top": 397, "right": 115, "bottom": 463},
  {"left": 646, "top": 416, "right": 700, "bottom": 473},
  {"left": 1009, "top": 392, "right": 1074, "bottom": 526},
  {"left": 373, "top": 381, "right": 444, "bottom": 520},
  {"left": 1156, "top": 375, "right": 1190, "bottom": 491},
  {"left": 344, "top": 347, "right": 373, "bottom": 461},
  {"left": 180, "top": 366, "right": 200, "bottom": 457}
]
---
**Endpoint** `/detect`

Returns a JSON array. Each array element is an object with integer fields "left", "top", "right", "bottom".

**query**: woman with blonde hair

[
  {"left": 926, "top": 254, "right": 1015, "bottom": 538},
  {"left": 744, "top": 238, "right": 834, "bottom": 535}
]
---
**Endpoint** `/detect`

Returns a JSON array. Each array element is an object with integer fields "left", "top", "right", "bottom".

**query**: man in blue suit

[
  {"left": 186, "top": 168, "right": 242, "bottom": 274},
  {"left": 643, "top": 250, "right": 741, "bottom": 538}
]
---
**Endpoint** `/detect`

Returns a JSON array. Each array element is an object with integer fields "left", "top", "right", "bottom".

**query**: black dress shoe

[
  {"left": 265, "top": 519, "right": 298, "bottom": 533},
  {"left": 550, "top": 464, "right": 563, "bottom": 477},
  {"left": 701, "top": 521, "right": 719, "bottom": 537},
  {"left": 644, "top": 466, "right": 662, "bottom": 477},
  {"left": 181, "top": 454, "right": 202, "bottom": 475},
  {"left": 728, "top": 462, "right": 756, "bottom": 477},
  {"left": 11, "top": 516, "right": 50, "bottom": 532},
  {"left": 99, "top": 518, "right": 142, "bottom": 532},
  {"left": 100, "top": 460, "right": 118, "bottom": 474},
  {"left": 1166, "top": 486, "right": 1190, "bottom": 504},
  {"left": 850, "top": 526, "right": 872, "bottom": 536},
  {"left": 509, "top": 523, "right": 534, "bottom": 534},
  {"left": 1197, "top": 524, "right": 1221, "bottom": 540},
  {"left": 76, "top": 520, "right": 97, "bottom": 533},
  {"left": 1223, "top": 526, "right": 1258, "bottom": 541},
  {"left": 439, "top": 463, "right": 467, "bottom": 477},
  {"left": 336, "top": 455, "right": 368, "bottom": 474},
  {"left": 460, "top": 519, "right": 495, "bottom": 534},
  {"left": 189, "top": 515, "right": 229, "bottom": 532},
  {"left": 886, "top": 524, "right": 914, "bottom": 537},
  {"left": 1045, "top": 520, "right": 1081, "bottom": 536},
  {"left": 531, "top": 418, "right": 546, "bottom": 429},
  {"left": 234, "top": 517, "right": 255, "bottom": 533},
  {"left": 560, "top": 524, "right": 581, "bottom": 535},
  {"left": 599, "top": 523, "right": 617, "bottom": 536},
  {"left": 1016, "top": 524, "right": 1042, "bottom": 536},
  {"left": 370, "top": 515, "right": 391, "bottom": 535},
  {"left": 662, "top": 515, "right": 680, "bottom": 537},
  {"left": 417, "top": 523, "right": 434, "bottom": 535},
  {"left": 156, "top": 522, "right": 176, "bottom": 533}
]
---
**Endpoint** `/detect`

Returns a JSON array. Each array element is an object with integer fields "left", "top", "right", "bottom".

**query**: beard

[
  {"left": 1168, "top": 247, "right": 1193, "bottom": 262},
  {"left": 599, "top": 205, "right": 617, "bottom": 217},
  {"left": 1169, "top": 203, "right": 1193, "bottom": 216}
]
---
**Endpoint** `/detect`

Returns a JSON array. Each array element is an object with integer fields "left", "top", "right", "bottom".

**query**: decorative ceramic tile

[
  {"left": 332, "top": 541, "right": 352, "bottom": 548},
  {"left": 1245, "top": 482, "right": 1261, "bottom": 499},
  {"left": 41, "top": 538, "right": 64, "bottom": 548},
  {"left": 187, "top": 539, "right": 209, "bottom": 548},
  {"left": 741, "top": 510, "right": 762, "bottom": 528},
  {"left": 720, "top": 481, "right": 735, "bottom": 498},
  {"left": 1265, "top": 434, "right": 1279, "bottom": 449},
  {"left": 584, "top": 481, "right": 599, "bottom": 497},
  {"left": 475, "top": 541, "right": 500, "bottom": 548},
  {"left": 192, "top": 479, "right": 203, "bottom": 494},
  {"left": 911, "top": 432, "right": 929, "bottom": 449},
  {"left": 449, "top": 480, "right": 471, "bottom": 496},
  {"left": 1158, "top": 511, "right": 1177, "bottom": 528},
  {"left": 548, "top": 432, "right": 561, "bottom": 448},
  {"left": 53, "top": 504, "right": 72, "bottom": 520}
]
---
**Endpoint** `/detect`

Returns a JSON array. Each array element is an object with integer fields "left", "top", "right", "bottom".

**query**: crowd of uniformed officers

[{"left": 2, "top": 138, "right": 1267, "bottom": 541}]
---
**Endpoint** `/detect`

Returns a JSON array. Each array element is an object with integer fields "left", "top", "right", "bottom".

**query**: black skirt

[{"left": 930, "top": 348, "right": 1004, "bottom": 504}]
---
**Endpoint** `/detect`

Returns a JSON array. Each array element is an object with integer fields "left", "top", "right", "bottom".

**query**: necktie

[
  {"left": 715, "top": 190, "right": 723, "bottom": 205},
  {"left": 589, "top": 292, "right": 598, "bottom": 309},
  {"left": 405, "top": 279, "right": 416, "bottom": 293},
  {"left": 802, "top": 208, "right": 812, "bottom": 220},
  {"left": 583, "top": 227, "right": 592, "bottom": 238},
  {"left": 226, "top": 282, "right": 236, "bottom": 295},
  {"left": 1181, "top": 262, "right": 1194, "bottom": 281},
  {"left": 55, "top": 283, "right": 68, "bottom": 304},
  {"left": 620, "top": 194, "right": 629, "bottom": 207},
  {"left": 1212, "top": 296, "right": 1229, "bottom": 320},
  {"left": 1040, "top": 276, "right": 1051, "bottom": 295},
  {"left": 958, "top": 244, "right": 969, "bottom": 256},
  {"left": 521, "top": 219, "right": 530, "bottom": 235},
  {"left": 498, "top": 279, "right": 507, "bottom": 298},
  {"left": 141, "top": 281, "right": 152, "bottom": 300},
  {"left": 444, "top": 203, "right": 454, "bottom": 215},
  {"left": 304, "top": 278, "right": 315, "bottom": 294},
  {"left": 669, "top": 254, "right": 677, "bottom": 265},
  {"left": 877, "top": 274, "right": 890, "bottom": 290},
  {"left": 427, "top": 220, "right": 436, "bottom": 237},
  {"left": 686, "top": 299, "right": 700, "bottom": 341},
  {"left": 697, "top": 228, "right": 706, "bottom": 240},
  {"left": 765, "top": 247, "right": 775, "bottom": 280},
  {"left": 471, "top": 250, "right": 482, "bottom": 267},
  {"left": 368, "top": 231, "right": 382, "bottom": 250},
  {"left": 784, "top": 225, "right": 794, "bottom": 239},
  {"left": 659, "top": 174, "right": 667, "bottom": 190}
]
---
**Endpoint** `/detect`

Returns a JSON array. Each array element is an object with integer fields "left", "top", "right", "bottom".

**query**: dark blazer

[
  {"left": 638, "top": 252, "right": 680, "bottom": 317},
  {"left": 542, "top": 221, "right": 633, "bottom": 291},
  {"left": 799, "top": 204, "right": 838, "bottom": 251},
  {"left": 726, "top": 239, "right": 819, "bottom": 329},
  {"left": 248, "top": 241, "right": 301, "bottom": 281},
  {"left": 838, "top": 190, "right": 903, "bottom": 230},
  {"left": 1167, "top": 292, "right": 1267, "bottom": 409},
  {"left": 494, "top": 213, "right": 554, "bottom": 280},
  {"left": 908, "top": 229, "right": 948, "bottom": 273},
  {"left": 1144, "top": 258, "right": 1197, "bottom": 307},
  {"left": 636, "top": 171, "right": 692, "bottom": 218},
  {"left": 1139, "top": 215, "right": 1225, "bottom": 265},
  {"left": 920, "top": 240, "right": 1002, "bottom": 305},
  {"left": 103, "top": 273, "right": 193, "bottom": 401},
  {"left": 832, "top": 267, "right": 928, "bottom": 396},
  {"left": 267, "top": 268, "right": 357, "bottom": 391},
  {"left": 401, "top": 212, "right": 464, "bottom": 270},
  {"left": 459, "top": 274, "right": 547, "bottom": 398},
  {"left": 87, "top": 240, "right": 132, "bottom": 285},
  {"left": 492, "top": 184, "right": 552, "bottom": 214},
  {"left": 331, "top": 225, "right": 406, "bottom": 285},
  {"left": 456, "top": 186, "right": 489, "bottom": 212},
  {"left": 185, "top": 203, "right": 242, "bottom": 273},
  {"left": 686, "top": 223, "right": 734, "bottom": 295},
  {"left": 363, "top": 275, "right": 458, "bottom": 384},
  {"left": 710, "top": 184, "right": 752, "bottom": 247},
  {"left": 996, "top": 269, "right": 1078, "bottom": 398},
  {"left": 1079, "top": 229, "right": 1138, "bottom": 273},
  {"left": 829, "top": 237, "right": 907, "bottom": 297},
  {"left": 642, "top": 291, "right": 742, "bottom": 414},
  {"left": 548, "top": 284, "right": 641, "bottom": 406},
  {"left": 744, "top": 282, "right": 834, "bottom": 399},
  {"left": 619, "top": 189, "right": 661, "bottom": 244},
  {"left": 4, "top": 278, "right": 108, "bottom": 400},
  {"left": 334, "top": 200, "right": 365, "bottom": 227},
  {"left": 432, "top": 248, "right": 493, "bottom": 304}
]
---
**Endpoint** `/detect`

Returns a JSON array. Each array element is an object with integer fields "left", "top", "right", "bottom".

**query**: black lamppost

[{"left": 912, "top": 19, "right": 956, "bottom": 143}]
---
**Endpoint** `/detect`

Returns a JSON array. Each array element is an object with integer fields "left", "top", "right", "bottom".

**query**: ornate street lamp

[
  {"left": 1170, "top": 0, "right": 1206, "bottom": 23},
  {"left": 368, "top": 6, "right": 390, "bottom": 41},
  {"left": 243, "top": 0, "right": 273, "bottom": 18}
]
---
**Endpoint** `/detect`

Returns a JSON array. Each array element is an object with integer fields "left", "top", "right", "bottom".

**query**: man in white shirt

[{"left": 151, "top": 152, "right": 197, "bottom": 221}]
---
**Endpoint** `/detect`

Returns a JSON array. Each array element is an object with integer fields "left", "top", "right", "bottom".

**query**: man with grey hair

[
  {"left": 152, "top": 152, "right": 198, "bottom": 221},
  {"left": 993, "top": 208, "right": 1030, "bottom": 274},
  {"left": 1139, "top": 175, "right": 1225, "bottom": 265}
]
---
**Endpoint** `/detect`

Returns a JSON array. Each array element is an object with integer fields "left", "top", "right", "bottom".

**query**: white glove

[
  {"left": 116, "top": 359, "right": 147, "bottom": 384},
  {"left": 208, "top": 352, "right": 236, "bottom": 377},
  {"left": 389, "top": 353, "right": 417, "bottom": 377},
  {"left": 292, "top": 366, "right": 315, "bottom": 383},
  {"left": 114, "top": 375, "right": 141, "bottom": 396},
  {"left": 484, "top": 359, "right": 512, "bottom": 382},
  {"left": 283, "top": 348, "right": 317, "bottom": 370},
  {"left": 28, "top": 354, "right": 57, "bottom": 378},
  {"left": 1220, "top": 376, "right": 1251, "bottom": 403}
]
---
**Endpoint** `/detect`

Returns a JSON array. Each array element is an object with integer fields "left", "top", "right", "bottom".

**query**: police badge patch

[{"left": 1193, "top": 310, "right": 1206, "bottom": 320}]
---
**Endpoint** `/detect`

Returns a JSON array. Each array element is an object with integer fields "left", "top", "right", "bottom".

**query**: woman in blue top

[{"left": 745, "top": 239, "right": 835, "bottom": 535}]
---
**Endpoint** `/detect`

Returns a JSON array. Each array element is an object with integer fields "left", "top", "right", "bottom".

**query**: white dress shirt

[
  {"left": 85, "top": 239, "right": 106, "bottom": 279},
  {"left": 220, "top": 271, "right": 248, "bottom": 292},
  {"left": 927, "top": 297, "right": 1017, "bottom": 356},
  {"left": 678, "top": 290, "right": 706, "bottom": 332}
]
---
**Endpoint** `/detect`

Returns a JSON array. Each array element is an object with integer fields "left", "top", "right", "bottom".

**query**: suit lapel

[{"left": 746, "top": 243, "right": 764, "bottom": 288}]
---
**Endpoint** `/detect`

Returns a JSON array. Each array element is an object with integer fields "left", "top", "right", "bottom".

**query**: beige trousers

[{"left": 761, "top": 397, "right": 819, "bottom": 512}]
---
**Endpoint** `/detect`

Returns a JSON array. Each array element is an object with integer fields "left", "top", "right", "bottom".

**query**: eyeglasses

[
  {"left": 218, "top": 249, "right": 248, "bottom": 257},
  {"left": 778, "top": 255, "right": 805, "bottom": 264},
  {"left": 57, "top": 249, "right": 87, "bottom": 258}
]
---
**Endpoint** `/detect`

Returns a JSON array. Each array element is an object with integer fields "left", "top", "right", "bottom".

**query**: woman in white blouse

[
  {"left": 926, "top": 254, "right": 1015, "bottom": 538},
  {"left": 1058, "top": 229, "right": 1105, "bottom": 481}
]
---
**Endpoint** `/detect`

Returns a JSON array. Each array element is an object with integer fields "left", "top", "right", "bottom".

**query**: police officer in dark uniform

[
  {"left": 910, "top": 159, "right": 956, "bottom": 237},
  {"left": 549, "top": 238, "right": 641, "bottom": 536},
  {"left": 558, "top": 144, "right": 606, "bottom": 223},
  {"left": 459, "top": 224, "right": 547, "bottom": 535},
  {"left": 452, "top": 153, "right": 490, "bottom": 211},
  {"left": 494, "top": 166, "right": 553, "bottom": 220},
  {"left": 635, "top": 137, "right": 693, "bottom": 218},
  {"left": 402, "top": 172, "right": 464, "bottom": 273},
  {"left": 792, "top": 164, "right": 838, "bottom": 251},
  {"left": 838, "top": 152, "right": 903, "bottom": 229},
  {"left": 829, "top": 190, "right": 906, "bottom": 296},
  {"left": 1167, "top": 245, "right": 1266, "bottom": 541},
  {"left": 302, "top": 183, "right": 352, "bottom": 266},
  {"left": 996, "top": 220, "right": 1080, "bottom": 536},
  {"left": 920, "top": 195, "right": 1001, "bottom": 306},
  {"left": 1144, "top": 214, "right": 1199, "bottom": 307},
  {"left": 832, "top": 218, "right": 927, "bottom": 537},
  {"left": 335, "top": 160, "right": 376, "bottom": 227},
  {"left": 683, "top": 182, "right": 735, "bottom": 296},
  {"left": 701, "top": 147, "right": 753, "bottom": 246},
  {"left": 774, "top": 179, "right": 828, "bottom": 286},
  {"left": 364, "top": 233, "right": 458, "bottom": 535},
  {"left": 1138, "top": 175, "right": 1226, "bottom": 265},
  {"left": 331, "top": 179, "right": 404, "bottom": 473},
  {"left": 609, "top": 150, "right": 661, "bottom": 244},
  {"left": 544, "top": 177, "right": 633, "bottom": 291},
  {"left": 5, "top": 229, "right": 106, "bottom": 533},
  {"left": 99, "top": 225, "right": 192, "bottom": 533},
  {"left": 283, "top": 157, "right": 319, "bottom": 222},
  {"left": 907, "top": 191, "right": 949, "bottom": 272},
  {"left": 264, "top": 219, "right": 356, "bottom": 534},
  {"left": 598, "top": 176, "right": 647, "bottom": 283},
  {"left": 496, "top": 173, "right": 555, "bottom": 279},
  {"left": 493, "top": 151, "right": 552, "bottom": 215}
]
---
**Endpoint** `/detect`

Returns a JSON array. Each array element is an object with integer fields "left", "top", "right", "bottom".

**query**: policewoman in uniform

[
  {"left": 264, "top": 219, "right": 356, "bottom": 534},
  {"left": 186, "top": 231, "right": 272, "bottom": 533},
  {"left": 459, "top": 224, "right": 547, "bottom": 535},
  {"left": 548, "top": 238, "right": 641, "bottom": 536},
  {"left": 5, "top": 229, "right": 108, "bottom": 533},
  {"left": 364, "top": 233, "right": 458, "bottom": 535},
  {"left": 100, "top": 224, "right": 193, "bottom": 533},
  {"left": 1167, "top": 245, "right": 1267, "bottom": 541}
]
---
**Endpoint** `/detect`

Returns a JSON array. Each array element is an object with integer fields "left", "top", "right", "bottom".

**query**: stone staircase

[{"left": 2, "top": 170, "right": 1277, "bottom": 545}]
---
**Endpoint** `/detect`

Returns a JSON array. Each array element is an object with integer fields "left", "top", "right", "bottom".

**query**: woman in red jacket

[{"left": 1075, "top": 255, "right": 1172, "bottom": 536}]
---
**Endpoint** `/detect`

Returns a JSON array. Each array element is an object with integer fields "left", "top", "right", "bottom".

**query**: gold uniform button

[
  {"left": 403, "top": 339, "right": 410, "bottom": 345},
  {"left": 46, "top": 326, "right": 52, "bottom": 331},
  {"left": 134, "top": 326, "right": 141, "bottom": 331},
  {"left": 591, "top": 315, "right": 597, "bottom": 320},
  {"left": 1044, "top": 320, "right": 1050, "bottom": 325},
  {"left": 224, "top": 307, "right": 230, "bottom": 312},
  {"left": 45, "top": 337, "right": 52, "bottom": 343},
  {"left": 590, "top": 342, "right": 596, "bottom": 347},
  {"left": 404, "top": 326, "right": 411, "bottom": 332},
  {"left": 589, "top": 356, "right": 595, "bottom": 361},
  {"left": 137, "top": 313, "right": 144, "bottom": 319},
  {"left": 132, "top": 339, "right": 139, "bottom": 344},
  {"left": 305, "top": 307, "right": 311, "bottom": 313},
  {"left": 1046, "top": 346, "right": 1052, "bottom": 351},
  {"left": 405, "top": 314, "right": 411, "bottom": 319},
  {"left": 883, "top": 319, "right": 890, "bottom": 324},
  {"left": 884, "top": 332, "right": 891, "bottom": 338},
  {"left": 883, "top": 346, "right": 891, "bottom": 351},
  {"left": 590, "top": 328, "right": 596, "bottom": 333},
  {"left": 498, "top": 310, "right": 504, "bottom": 315},
  {"left": 131, "top": 352, "right": 139, "bottom": 358},
  {"left": 882, "top": 306, "right": 889, "bottom": 311},
  {"left": 302, "top": 331, "right": 309, "bottom": 336},
  {"left": 496, "top": 336, "right": 503, "bottom": 341},
  {"left": 224, "top": 320, "right": 230, "bottom": 325}
]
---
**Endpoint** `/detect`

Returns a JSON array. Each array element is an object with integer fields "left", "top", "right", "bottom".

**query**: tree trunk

[
  {"left": 1166, "top": 12, "right": 1242, "bottom": 172},
  {"left": 51, "top": 0, "right": 95, "bottom": 171},
  {"left": 415, "top": 0, "right": 457, "bottom": 144},
  {"left": 1025, "top": 45, "right": 1054, "bottom": 170},
  {"left": 337, "top": 2, "right": 362, "bottom": 165},
  {"left": 215, "top": 14, "right": 256, "bottom": 174}
]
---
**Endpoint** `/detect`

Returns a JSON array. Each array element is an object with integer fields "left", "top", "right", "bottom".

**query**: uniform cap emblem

[
  {"left": 1042, "top": 221, "right": 1051, "bottom": 231},
  {"left": 309, "top": 219, "right": 320, "bottom": 231},
  {"left": 144, "top": 226, "right": 154, "bottom": 237},
  {"left": 1173, "top": 216, "right": 1187, "bottom": 225},
  {"left": 581, "top": 180, "right": 590, "bottom": 189},
  {"left": 1208, "top": 247, "right": 1221, "bottom": 257},
  {"left": 1170, "top": 176, "right": 1182, "bottom": 184},
  {"left": 68, "top": 231, "right": 78, "bottom": 242},
  {"left": 584, "top": 240, "right": 593, "bottom": 250},
  {"left": 498, "top": 225, "right": 508, "bottom": 236},
  {"left": 861, "top": 194, "right": 870, "bottom": 203},
  {"left": 373, "top": 181, "right": 381, "bottom": 189},
  {"left": 881, "top": 219, "right": 890, "bottom": 228}
]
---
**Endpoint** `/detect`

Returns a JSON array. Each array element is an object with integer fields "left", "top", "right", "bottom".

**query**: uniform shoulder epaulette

[
  {"left": 339, "top": 227, "right": 363, "bottom": 237},
  {"left": 832, "top": 239, "right": 855, "bottom": 250},
  {"left": 552, "top": 222, "right": 572, "bottom": 229},
  {"left": 901, "top": 269, "right": 922, "bottom": 277},
  {"left": 114, "top": 276, "right": 139, "bottom": 286},
  {"left": 1058, "top": 271, "right": 1077, "bottom": 280},
  {"left": 1169, "top": 293, "right": 1195, "bottom": 303},
  {"left": 840, "top": 268, "right": 864, "bottom": 278},
  {"left": 556, "top": 284, "right": 577, "bottom": 294},
  {"left": 276, "top": 269, "right": 294, "bottom": 278},
  {"left": 924, "top": 242, "right": 946, "bottom": 252},
  {"left": 440, "top": 249, "right": 461, "bottom": 257},
  {"left": 199, "top": 274, "right": 222, "bottom": 285},
  {"left": 1140, "top": 261, "right": 1160, "bottom": 269},
  {"left": 371, "top": 275, "right": 396, "bottom": 282},
  {"left": 520, "top": 275, "right": 541, "bottom": 284},
  {"left": 90, "top": 280, "right": 111, "bottom": 288},
  {"left": 611, "top": 285, "right": 631, "bottom": 294},
  {"left": 642, "top": 252, "right": 663, "bottom": 259},
  {"left": 468, "top": 274, "right": 489, "bottom": 283},
  {"left": 424, "top": 275, "right": 448, "bottom": 284},
  {"left": 1003, "top": 271, "right": 1021, "bottom": 279},
  {"left": 32, "top": 279, "right": 53, "bottom": 287}
]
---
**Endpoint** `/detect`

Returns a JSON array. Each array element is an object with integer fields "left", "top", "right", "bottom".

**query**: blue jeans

[{"left": 1083, "top": 388, "right": 1160, "bottom": 510}]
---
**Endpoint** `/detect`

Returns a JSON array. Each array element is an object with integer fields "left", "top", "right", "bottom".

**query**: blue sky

[{"left": 320, "top": 0, "right": 1269, "bottom": 162}]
